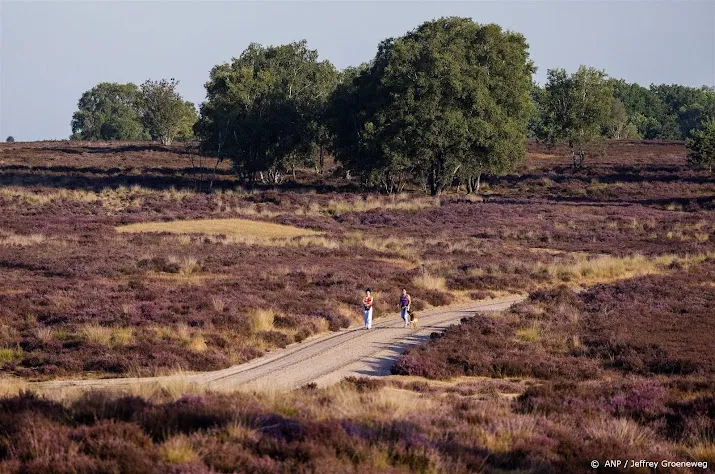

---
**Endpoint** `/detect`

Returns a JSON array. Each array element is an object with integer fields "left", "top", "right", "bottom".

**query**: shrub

[
  {"left": 258, "top": 331, "right": 291, "bottom": 348},
  {"left": 419, "top": 289, "right": 453, "bottom": 307},
  {"left": 327, "top": 314, "right": 351, "bottom": 332}
]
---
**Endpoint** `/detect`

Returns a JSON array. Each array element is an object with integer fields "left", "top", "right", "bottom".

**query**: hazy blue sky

[{"left": 1, "top": 1, "right": 714, "bottom": 141}]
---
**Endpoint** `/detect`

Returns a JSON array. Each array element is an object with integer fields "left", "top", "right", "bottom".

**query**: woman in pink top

[{"left": 362, "top": 288, "right": 374, "bottom": 330}]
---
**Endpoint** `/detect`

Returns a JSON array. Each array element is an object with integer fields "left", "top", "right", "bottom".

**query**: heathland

[{"left": 0, "top": 139, "right": 713, "bottom": 473}]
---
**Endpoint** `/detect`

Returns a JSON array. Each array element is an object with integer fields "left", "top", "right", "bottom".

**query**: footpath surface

[{"left": 34, "top": 295, "right": 525, "bottom": 395}]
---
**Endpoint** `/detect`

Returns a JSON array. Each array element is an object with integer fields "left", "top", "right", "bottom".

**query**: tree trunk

[
  {"left": 571, "top": 149, "right": 585, "bottom": 170},
  {"left": 475, "top": 173, "right": 482, "bottom": 194},
  {"left": 318, "top": 145, "right": 324, "bottom": 174},
  {"left": 429, "top": 163, "right": 442, "bottom": 196}
]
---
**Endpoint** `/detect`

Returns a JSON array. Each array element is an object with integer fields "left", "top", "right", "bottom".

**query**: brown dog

[{"left": 408, "top": 310, "right": 418, "bottom": 329}]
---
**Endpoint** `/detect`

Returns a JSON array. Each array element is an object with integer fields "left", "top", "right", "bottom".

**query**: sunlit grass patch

[
  {"left": 0, "top": 230, "right": 46, "bottom": 247},
  {"left": 0, "top": 376, "right": 28, "bottom": 396},
  {"left": 413, "top": 272, "right": 447, "bottom": 291},
  {"left": 305, "top": 193, "right": 440, "bottom": 217},
  {"left": 541, "top": 252, "right": 715, "bottom": 286},
  {"left": 515, "top": 325, "right": 541, "bottom": 342},
  {"left": 585, "top": 418, "right": 657, "bottom": 449},
  {"left": 116, "top": 218, "right": 320, "bottom": 239},
  {"left": 684, "top": 443, "right": 715, "bottom": 465},
  {"left": 472, "top": 416, "right": 537, "bottom": 454},
  {"left": 249, "top": 308, "right": 275, "bottom": 333},
  {"left": 160, "top": 435, "right": 200, "bottom": 464},
  {"left": 0, "top": 347, "right": 23, "bottom": 364},
  {"left": 80, "top": 325, "right": 113, "bottom": 346},
  {"left": 80, "top": 325, "right": 135, "bottom": 348}
]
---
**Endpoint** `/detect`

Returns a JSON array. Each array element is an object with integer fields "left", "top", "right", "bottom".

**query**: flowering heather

[
  {"left": 0, "top": 138, "right": 714, "bottom": 471},
  {"left": 0, "top": 374, "right": 710, "bottom": 473},
  {"left": 0, "top": 139, "right": 713, "bottom": 380},
  {"left": 394, "top": 261, "right": 715, "bottom": 380}
]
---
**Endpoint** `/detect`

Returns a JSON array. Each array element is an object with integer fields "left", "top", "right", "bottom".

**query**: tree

[
  {"left": 329, "top": 18, "right": 535, "bottom": 195},
  {"left": 528, "top": 83, "right": 547, "bottom": 139},
  {"left": 610, "top": 79, "right": 715, "bottom": 140},
  {"left": 140, "top": 79, "right": 195, "bottom": 145},
  {"left": 5, "top": 136, "right": 14, "bottom": 143},
  {"left": 652, "top": 84, "right": 715, "bottom": 140},
  {"left": 195, "top": 40, "right": 339, "bottom": 185},
  {"left": 606, "top": 98, "right": 628, "bottom": 139},
  {"left": 686, "top": 118, "right": 715, "bottom": 172},
  {"left": 538, "top": 66, "right": 611, "bottom": 168},
  {"left": 71, "top": 83, "right": 148, "bottom": 140},
  {"left": 175, "top": 101, "right": 199, "bottom": 141}
]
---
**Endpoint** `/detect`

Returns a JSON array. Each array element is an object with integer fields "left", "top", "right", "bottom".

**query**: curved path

[{"left": 34, "top": 295, "right": 525, "bottom": 395}]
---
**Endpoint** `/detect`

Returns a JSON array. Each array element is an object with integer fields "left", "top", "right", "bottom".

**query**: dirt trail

[{"left": 34, "top": 295, "right": 525, "bottom": 395}]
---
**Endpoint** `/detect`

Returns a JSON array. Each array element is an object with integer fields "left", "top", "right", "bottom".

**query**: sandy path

[{"left": 34, "top": 295, "right": 525, "bottom": 395}]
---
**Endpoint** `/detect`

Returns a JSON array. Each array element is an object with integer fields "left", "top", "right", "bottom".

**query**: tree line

[
  {"left": 70, "top": 79, "right": 197, "bottom": 145},
  {"left": 70, "top": 17, "right": 715, "bottom": 190}
]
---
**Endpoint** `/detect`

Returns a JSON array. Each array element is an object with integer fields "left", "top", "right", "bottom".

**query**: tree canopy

[
  {"left": 71, "top": 83, "right": 148, "bottom": 141},
  {"left": 686, "top": 117, "right": 715, "bottom": 172},
  {"left": 194, "top": 40, "right": 339, "bottom": 184},
  {"left": 139, "top": 79, "right": 197, "bottom": 145},
  {"left": 329, "top": 17, "right": 535, "bottom": 195},
  {"left": 535, "top": 66, "right": 612, "bottom": 167},
  {"left": 71, "top": 80, "right": 196, "bottom": 143},
  {"left": 608, "top": 80, "right": 715, "bottom": 140},
  {"left": 67, "top": 18, "right": 715, "bottom": 193}
]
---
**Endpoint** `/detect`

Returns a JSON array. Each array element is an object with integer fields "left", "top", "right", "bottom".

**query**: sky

[{"left": 1, "top": 0, "right": 714, "bottom": 141}]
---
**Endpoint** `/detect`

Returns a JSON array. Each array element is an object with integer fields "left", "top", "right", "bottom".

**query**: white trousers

[{"left": 363, "top": 307, "right": 373, "bottom": 329}]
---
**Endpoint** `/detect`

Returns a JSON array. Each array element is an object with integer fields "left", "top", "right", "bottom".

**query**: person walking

[
  {"left": 399, "top": 288, "right": 412, "bottom": 328},
  {"left": 362, "top": 288, "right": 374, "bottom": 330}
]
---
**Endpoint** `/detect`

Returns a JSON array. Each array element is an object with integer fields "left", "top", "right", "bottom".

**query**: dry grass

[
  {"left": 80, "top": 325, "right": 112, "bottom": 346},
  {"left": 541, "top": 253, "right": 714, "bottom": 286},
  {"left": 0, "top": 348, "right": 23, "bottom": 364},
  {"left": 248, "top": 308, "right": 275, "bottom": 333},
  {"left": 187, "top": 335, "right": 208, "bottom": 353},
  {"left": 413, "top": 272, "right": 447, "bottom": 291},
  {"left": 35, "top": 327, "right": 55, "bottom": 342},
  {"left": 80, "top": 325, "right": 134, "bottom": 348},
  {"left": 146, "top": 272, "right": 229, "bottom": 285},
  {"left": 0, "top": 187, "right": 100, "bottom": 206},
  {"left": 472, "top": 416, "right": 537, "bottom": 454},
  {"left": 684, "top": 443, "right": 715, "bottom": 465},
  {"left": 306, "top": 194, "right": 440, "bottom": 217},
  {"left": 160, "top": 435, "right": 200, "bottom": 464},
  {"left": 247, "top": 382, "right": 430, "bottom": 422},
  {"left": 224, "top": 421, "right": 259, "bottom": 443},
  {"left": 515, "top": 325, "right": 541, "bottom": 342},
  {"left": 111, "top": 328, "right": 134, "bottom": 347},
  {"left": 0, "top": 376, "right": 28, "bottom": 396},
  {"left": 211, "top": 296, "right": 227, "bottom": 313},
  {"left": 116, "top": 218, "right": 320, "bottom": 239},
  {"left": 585, "top": 418, "right": 657, "bottom": 449},
  {"left": 221, "top": 233, "right": 340, "bottom": 249},
  {"left": 179, "top": 256, "right": 201, "bottom": 275},
  {"left": 0, "top": 230, "right": 46, "bottom": 247}
]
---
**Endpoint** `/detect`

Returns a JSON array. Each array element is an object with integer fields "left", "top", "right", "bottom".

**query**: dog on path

[{"left": 407, "top": 310, "right": 418, "bottom": 329}]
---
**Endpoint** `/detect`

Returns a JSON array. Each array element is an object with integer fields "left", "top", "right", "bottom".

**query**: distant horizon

[{"left": 2, "top": 1, "right": 714, "bottom": 141}]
